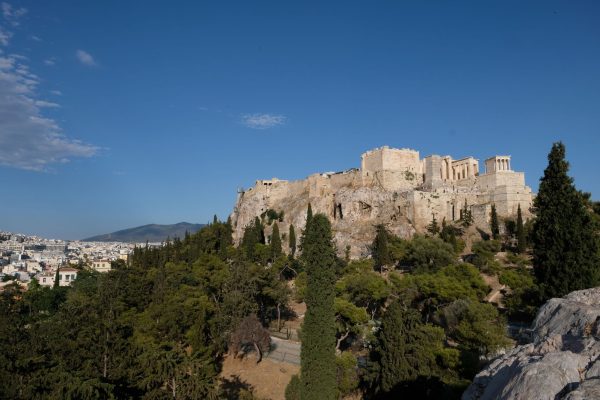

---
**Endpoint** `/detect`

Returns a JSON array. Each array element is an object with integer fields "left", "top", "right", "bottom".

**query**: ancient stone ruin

[{"left": 230, "top": 146, "right": 533, "bottom": 258}]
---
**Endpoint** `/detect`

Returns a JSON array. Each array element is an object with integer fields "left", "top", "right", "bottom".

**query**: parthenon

[{"left": 231, "top": 146, "right": 534, "bottom": 257}]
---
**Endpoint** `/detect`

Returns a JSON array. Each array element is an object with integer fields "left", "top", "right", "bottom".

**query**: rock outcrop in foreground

[{"left": 463, "top": 288, "right": 600, "bottom": 400}]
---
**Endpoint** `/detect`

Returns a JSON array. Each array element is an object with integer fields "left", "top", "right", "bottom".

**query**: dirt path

[{"left": 220, "top": 354, "right": 299, "bottom": 400}]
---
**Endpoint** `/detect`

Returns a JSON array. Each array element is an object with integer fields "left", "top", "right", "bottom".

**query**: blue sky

[{"left": 0, "top": 1, "right": 599, "bottom": 239}]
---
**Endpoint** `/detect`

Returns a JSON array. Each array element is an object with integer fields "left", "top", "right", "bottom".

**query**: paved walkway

[{"left": 266, "top": 336, "right": 301, "bottom": 366}]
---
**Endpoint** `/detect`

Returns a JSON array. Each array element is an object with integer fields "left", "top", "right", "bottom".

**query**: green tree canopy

[
  {"left": 532, "top": 142, "right": 600, "bottom": 298},
  {"left": 490, "top": 204, "right": 500, "bottom": 240},
  {"left": 404, "top": 235, "right": 457, "bottom": 273},
  {"left": 289, "top": 224, "right": 297, "bottom": 257},
  {"left": 516, "top": 204, "right": 526, "bottom": 254},
  {"left": 299, "top": 214, "right": 337, "bottom": 400},
  {"left": 371, "top": 224, "right": 393, "bottom": 272},
  {"left": 271, "top": 222, "right": 282, "bottom": 260}
]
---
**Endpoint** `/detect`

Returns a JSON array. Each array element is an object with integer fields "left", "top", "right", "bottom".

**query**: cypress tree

[
  {"left": 254, "top": 216, "right": 266, "bottom": 245},
  {"left": 516, "top": 204, "right": 526, "bottom": 254},
  {"left": 490, "top": 204, "right": 500, "bottom": 240},
  {"left": 372, "top": 224, "right": 392, "bottom": 273},
  {"left": 242, "top": 219, "right": 260, "bottom": 260},
  {"left": 53, "top": 267, "right": 60, "bottom": 288},
  {"left": 531, "top": 142, "right": 600, "bottom": 299},
  {"left": 300, "top": 203, "right": 314, "bottom": 255},
  {"left": 299, "top": 214, "right": 337, "bottom": 400},
  {"left": 289, "top": 224, "right": 297, "bottom": 257},
  {"left": 271, "top": 222, "right": 282, "bottom": 260},
  {"left": 306, "top": 203, "right": 313, "bottom": 230}
]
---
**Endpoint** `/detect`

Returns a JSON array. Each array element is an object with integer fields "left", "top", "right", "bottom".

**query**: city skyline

[{"left": 1, "top": 1, "right": 599, "bottom": 239}]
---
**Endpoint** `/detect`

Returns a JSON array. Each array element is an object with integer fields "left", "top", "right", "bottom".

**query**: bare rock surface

[{"left": 463, "top": 287, "right": 600, "bottom": 400}]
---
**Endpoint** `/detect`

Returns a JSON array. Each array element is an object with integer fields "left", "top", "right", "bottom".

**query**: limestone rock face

[
  {"left": 462, "top": 287, "right": 600, "bottom": 400},
  {"left": 230, "top": 146, "right": 533, "bottom": 258}
]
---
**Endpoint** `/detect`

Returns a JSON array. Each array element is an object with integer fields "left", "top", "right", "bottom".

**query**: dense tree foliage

[
  {"left": 375, "top": 301, "right": 461, "bottom": 398},
  {"left": 270, "top": 222, "right": 282, "bottom": 260},
  {"left": 0, "top": 219, "right": 293, "bottom": 399},
  {"left": 7, "top": 154, "right": 597, "bottom": 400},
  {"left": 371, "top": 224, "right": 393, "bottom": 272},
  {"left": 288, "top": 224, "right": 297, "bottom": 257},
  {"left": 426, "top": 214, "right": 440, "bottom": 236},
  {"left": 532, "top": 142, "right": 600, "bottom": 299},
  {"left": 459, "top": 200, "right": 473, "bottom": 227},
  {"left": 516, "top": 204, "right": 526, "bottom": 254},
  {"left": 404, "top": 235, "right": 457, "bottom": 273},
  {"left": 490, "top": 204, "right": 500, "bottom": 240},
  {"left": 299, "top": 214, "right": 337, "bottom": 400}
]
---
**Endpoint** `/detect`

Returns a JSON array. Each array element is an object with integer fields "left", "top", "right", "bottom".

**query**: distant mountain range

[{"left": 82, "top": 222, "right": 205, "bottom": 243}]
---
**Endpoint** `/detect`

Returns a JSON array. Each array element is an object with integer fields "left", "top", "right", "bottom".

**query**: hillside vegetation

[{"left": 1, "top": 142, "right": 598, "bottom": 400}]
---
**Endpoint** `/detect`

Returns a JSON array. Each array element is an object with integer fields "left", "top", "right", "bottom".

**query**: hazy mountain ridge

[{"left": 82, "top": 222, "right": 205, "bottom": 243}]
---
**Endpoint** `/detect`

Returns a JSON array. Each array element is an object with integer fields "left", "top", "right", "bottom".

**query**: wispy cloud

[
  {"left": 43, "top": 57, "right": 56, "bottom": 66},
  {"left": 35, "top": 100, "right": 60, "bottom": 108},
  {"left": 241, "top": 113, "right": 286, "bottom": 129},
  {"left": 0, "top": 26, "right": 11, "bottom": 45},
  {"left": 76, "top": 49, "right": 96, "bottom": 66},
  {"left": 50, "top": 89, "right": 62, "bottom": 96},
  {"left": 1, "top": 2, "right": 26, "bottom": 26},
  {"left": 0, "top": 6, "right": 98, "bottom": 171}
]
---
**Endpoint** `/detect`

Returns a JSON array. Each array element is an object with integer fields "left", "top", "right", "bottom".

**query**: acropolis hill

[{"left": 230, "top": 146, "right": 533, "bottom": 258}]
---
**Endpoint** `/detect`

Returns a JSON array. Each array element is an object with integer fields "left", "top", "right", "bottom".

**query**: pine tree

[
  {"left": 460, "top": 199, "right": 473, "bottom": 227},
  {"left": 299, "top": 214, "right": 337, "bottom": 400},
  {"left": 426, "top": 214, "right": 440, "bottom": 236},
  {"left": 289, "top": 224, "right": 297, "bottom": 257},
  {"left": 516, "top": 204, "right": 526, "bottom": 254},
  {"left": 490, "top": 204, "right": 500, "bottom": 240},
  {"left": 378, "top": 301, "right": 438, "bottom": 393},
  {"left": 532, "top": 142, "right": 600, "bottom": 299},
  {"left": 271, "top": 222, "right": 282, "bottom": 260},
  {"left": 371, "top": 224, "right": 392, "bottom": 273}
]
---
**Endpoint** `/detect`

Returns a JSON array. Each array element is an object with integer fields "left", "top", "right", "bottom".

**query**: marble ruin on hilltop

[{"left": 230, "top": 146, "right": 533, "bottom": 258}]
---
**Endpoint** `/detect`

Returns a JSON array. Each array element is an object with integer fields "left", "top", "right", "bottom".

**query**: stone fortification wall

[
  {"left": 361, "top": 146, "right": 422, "bottom": 191},
  {"left": 230, "top": 146, "right": 534, "bottom": 258}
]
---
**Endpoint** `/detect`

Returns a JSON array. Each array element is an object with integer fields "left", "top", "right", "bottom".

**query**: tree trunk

[
  {"left": 253, "top": 342, "right": 262, "bottom": 363},
  {"left": 277, "top": 303, "right": 282, "bottom": 331},
  {"left": 103, "top": 330, "right": 108, "bottom": 378},
  {"left": 336, "top": 330, "right": 350, "bottom": 353}
]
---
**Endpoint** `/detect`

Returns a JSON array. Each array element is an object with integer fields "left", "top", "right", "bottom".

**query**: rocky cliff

[
  {"left": 463, "top": 288, "right": 600, "bottom": 400},
  {"left": 230, "top": 146, "right": 533, "bottom": 258}
]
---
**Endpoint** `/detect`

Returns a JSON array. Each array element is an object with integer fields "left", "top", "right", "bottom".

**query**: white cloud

[
  {"left": 241, "top": 113, "right": 286, "bottom": 129},
  {"left": 0, "top": 27, "right": 10, "bottom": 45},
  {"left": 0, "top": 19, "right": 98, "bottom": 171},
  {"left": 1, "top": 2, "right": 26, "bottom": 26},
  {"left": 43, "top": 57, "right": 56, "bottom": 66},
  {"left": 35, "top": 99, "right": 60, "bottom": 108},
  {"left": 30, "top": 35, "right": 41, "bottom": 42},
  {"left": 50, "top": 89, "right": 62, "bottom": 96},
  {"left": 76, "top": 49, "right": 96, "bottom": 66}
]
